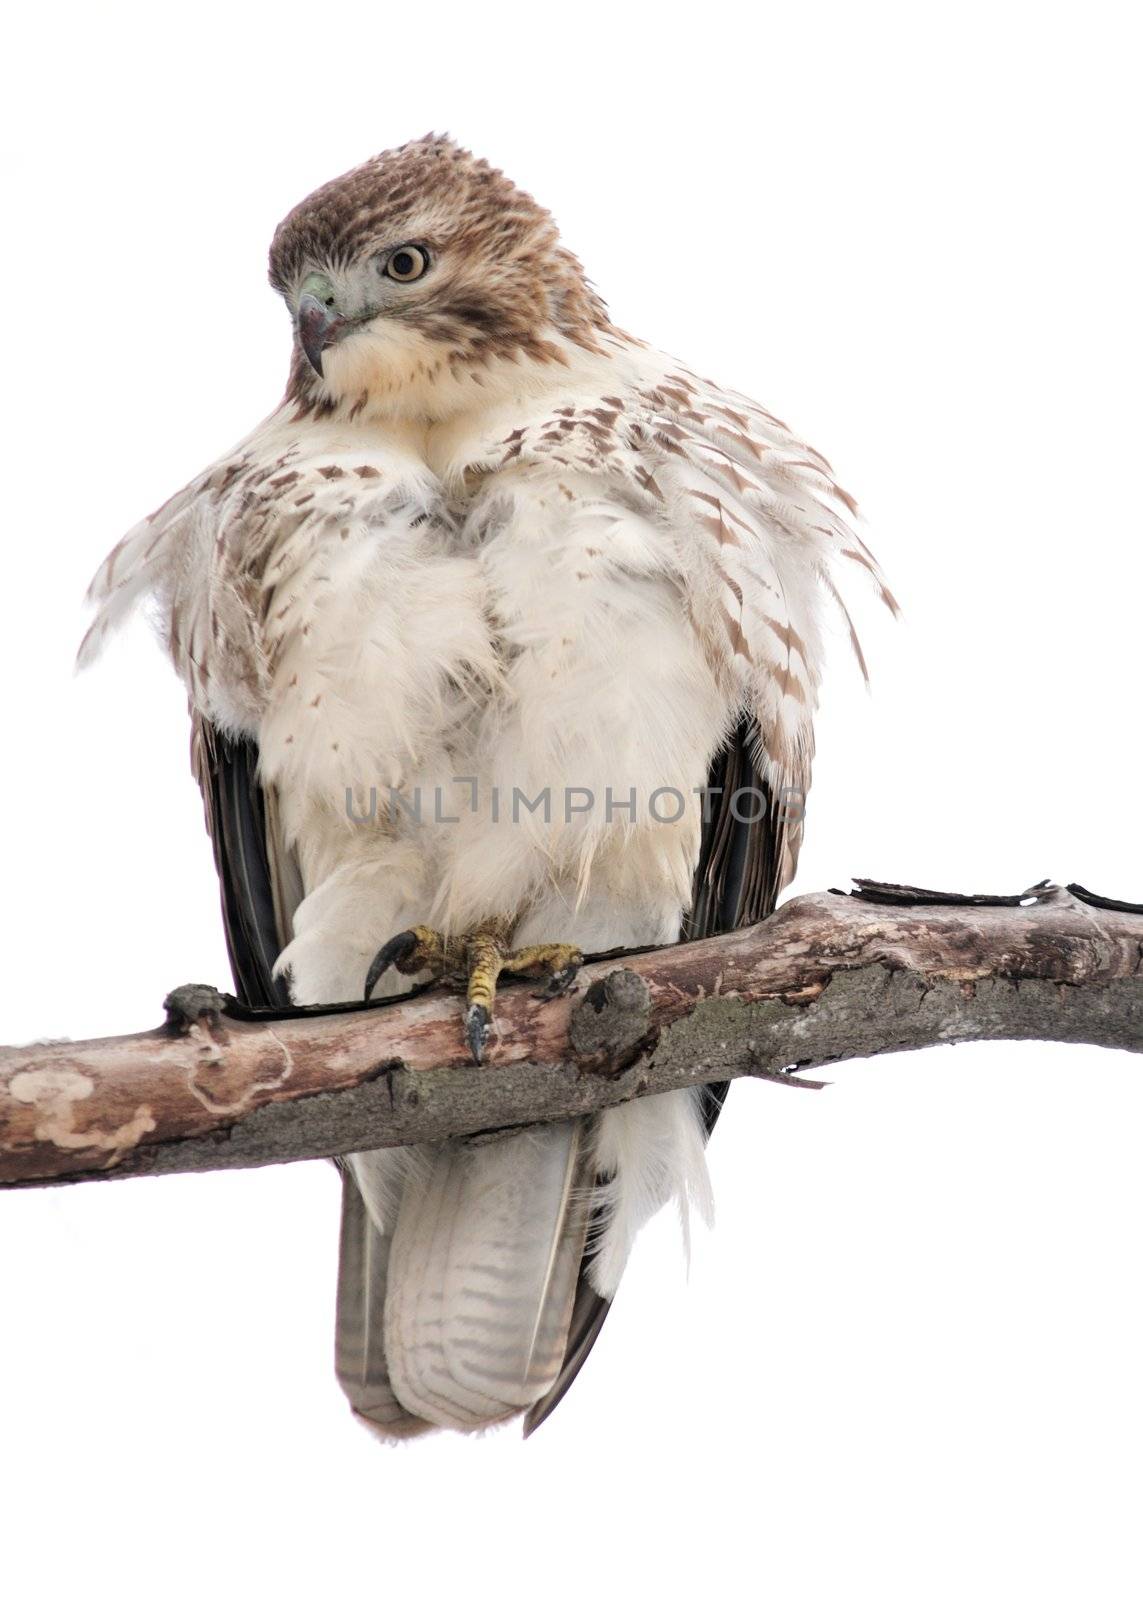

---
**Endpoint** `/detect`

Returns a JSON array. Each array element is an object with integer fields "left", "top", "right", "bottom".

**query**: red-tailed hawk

[{"left": 82, "top": 135, "right": 894, "bottom": 1437}]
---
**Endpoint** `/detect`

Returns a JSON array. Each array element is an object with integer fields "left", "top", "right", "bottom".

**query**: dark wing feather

[
  {"left": 191, "top": 713, "right": 293, "bottom": 1009},
  {"left": 525, "top": 713, "right": 800, "bottom": 1434}
]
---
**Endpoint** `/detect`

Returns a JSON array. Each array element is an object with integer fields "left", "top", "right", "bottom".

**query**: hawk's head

[{"left": 269, "top": 135, "right": 612, "bottom": 422}]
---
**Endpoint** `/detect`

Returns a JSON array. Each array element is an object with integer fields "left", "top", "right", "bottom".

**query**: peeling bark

[{"left": 2, "top": 885, "right": 1141, "bottom": 1189}]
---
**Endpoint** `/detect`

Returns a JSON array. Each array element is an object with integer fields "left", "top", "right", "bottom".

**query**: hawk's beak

[{"left": 297, "top": 291, "right": 348, "bottom": 377}]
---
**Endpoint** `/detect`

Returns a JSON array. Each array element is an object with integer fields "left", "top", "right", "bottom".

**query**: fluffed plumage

[{"left": 82, "top": 134, "right": 894, "bottom": 1437}]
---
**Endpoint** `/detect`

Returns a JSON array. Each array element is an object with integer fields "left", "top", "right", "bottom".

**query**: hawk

[{"left": 81, "top": 135, "right": 894, "bottom": 1437}]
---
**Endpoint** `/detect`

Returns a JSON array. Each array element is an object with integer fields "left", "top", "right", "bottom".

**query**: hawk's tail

[
  {"left": 335, "top": 1090, "right": 710, "bottom": 1437},
  {"left": 337, "top": 1123, "right": 589, "bottom": 1435}
]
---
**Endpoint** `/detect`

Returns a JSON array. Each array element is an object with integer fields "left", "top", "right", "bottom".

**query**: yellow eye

[{"left": 385, "top": 245, "right": 429, "bottom": 283}]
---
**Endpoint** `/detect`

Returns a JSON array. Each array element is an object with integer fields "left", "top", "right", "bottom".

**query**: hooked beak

[{"left": 296, "top": 291, "right": 349, "bottom": 377}]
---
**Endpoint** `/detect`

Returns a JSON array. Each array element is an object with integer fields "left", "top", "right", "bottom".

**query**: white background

[{"left": 2, "top": 4, "right": 1141, "bottom": 1596}]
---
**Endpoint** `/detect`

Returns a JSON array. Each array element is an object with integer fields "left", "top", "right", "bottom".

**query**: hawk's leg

[{"left": 364, "top": 918, "right": 582, "bottom": 1063}]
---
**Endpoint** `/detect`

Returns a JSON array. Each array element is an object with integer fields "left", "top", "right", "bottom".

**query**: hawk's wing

[
  {"left": 522, "top": 714, "right": 795, "bottom": 1433},
  {"left": 81, "top": 407, "right": 436, "bottom": 1002},
  {"left": 190, "top": 713, "right": 299, "bottom": 1010},
  {"left": 521, "top": 357, "right": 896, "bottom": 1432}
]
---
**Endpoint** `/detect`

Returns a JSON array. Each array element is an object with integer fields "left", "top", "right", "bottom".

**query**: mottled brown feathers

[{"left": 270, "top": 134, "right": 614, "bottom": 413}]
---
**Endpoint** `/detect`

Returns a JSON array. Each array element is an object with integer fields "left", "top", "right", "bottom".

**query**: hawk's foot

[
  {"left": 364, "top": 919, "right": 582, "bottom": 1064},
  {"left": 467, "top": 932, "right": 583, "bottom": 1063}
]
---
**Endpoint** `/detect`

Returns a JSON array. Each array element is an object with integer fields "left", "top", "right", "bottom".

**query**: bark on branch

[{"left": 2, "top": 883, "right": 1140, "bottom": 1189}]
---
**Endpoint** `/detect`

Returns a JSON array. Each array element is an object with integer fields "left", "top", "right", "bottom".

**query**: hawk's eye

[{"left": 384, "top": 245, "right": 430, "bottom": 283}]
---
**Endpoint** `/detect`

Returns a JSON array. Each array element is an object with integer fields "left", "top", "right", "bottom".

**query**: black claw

[
  {"left": 465, "top": 1002, "right": 491, "bottom": 1064},
  {"left": 537, "top": 961, "right": 583, "bottom": 1002},
  {"left": 364, "top": 930, "right": 419, "bottom": 1002}
]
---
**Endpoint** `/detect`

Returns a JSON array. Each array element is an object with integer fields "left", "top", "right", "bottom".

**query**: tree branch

[{"left": 3, "top": 884, "right": 1140, "bottom": 1189}]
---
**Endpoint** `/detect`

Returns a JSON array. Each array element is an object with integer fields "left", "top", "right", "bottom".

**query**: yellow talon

[
  {"left": 465, "top": 932, "right": 582, "bottom": 1062},
  {"left": 365, "top": 918, "right": 583, "bottom": 1064}
]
